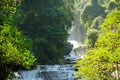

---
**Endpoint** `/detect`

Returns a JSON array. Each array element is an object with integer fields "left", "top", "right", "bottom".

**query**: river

[
  {"left": 13, "top": 64, "right": 76, "bottom": 80},
  {"left": 13, "top": 0, "right": 86, "bottom": 79}
]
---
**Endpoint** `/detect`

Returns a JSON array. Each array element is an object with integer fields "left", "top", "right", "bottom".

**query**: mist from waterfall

[{"left": 67, "top": 0, "right": 86, "bottom": 60}]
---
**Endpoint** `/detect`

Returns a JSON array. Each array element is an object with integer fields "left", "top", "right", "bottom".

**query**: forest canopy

[
  {"left": 75, "top": 0, "right": 120, "bottom": 80},
  {"left": 1, "top": 0, "right": 120, "bottom": 79},
  {"left": 13, "top": 0, "right": 74, "bottom": 64},
  {"left": 0, "top": 0, "right": 36, "bottom": 79}
]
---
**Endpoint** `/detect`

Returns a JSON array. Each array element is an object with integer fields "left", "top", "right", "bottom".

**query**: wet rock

[{"left": 14, "top": 72, "right": 22, "bottom": 79}]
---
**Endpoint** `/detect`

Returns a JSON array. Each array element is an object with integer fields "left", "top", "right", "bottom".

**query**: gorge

[
  {"left": 13, "top": 0, "right": 86, "bottom": 80},
  {"left": 2, "top": 0, "right": 120, "bottom": 80}
]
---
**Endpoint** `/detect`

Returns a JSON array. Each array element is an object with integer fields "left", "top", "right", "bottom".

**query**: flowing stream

[
  {"left": 13, "top": 0, "right": 86, "bottom": 80},
  {"left": 13, "top": 64, "right": 75, "bottom": 80}
]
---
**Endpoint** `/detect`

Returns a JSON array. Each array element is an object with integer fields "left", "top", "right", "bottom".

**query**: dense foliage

[
  {"left": 75, "top": 0, "right": 120, "bottom": 79},
  {"left": 0, "top": 0, "right": 36, "bottom": 79},
  {"left": 115, "top": 0, "right": 120, "bottom": 9},
  {"left": 14, "top": 0, "right": 74, "bottom": 64},
  {"left": 0, "top": 0, "right": 21, "bottom": 25},
  {"left": 2, "top": 0, "right": 120, "bottom": 79},
  {"left": 79, "top": 0, "right": 106, "bottom": 48},
  {"left": 78, "top": 0, "right": 119, "bottom": 48},
  {"left": 0, "top": 25, "right": 36, "bottom": 79},
  {"left": 75, "top": 11, "right": 120, "bottom": 80},
  {"left": 81, "top": 0, "right": 105, "bottom": 28}
]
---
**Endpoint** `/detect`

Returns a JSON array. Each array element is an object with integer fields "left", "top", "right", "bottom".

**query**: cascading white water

[
  {"left": 13, "top": 64, "right": 76, "bottom": 80},
  {"left": 13, "top": 0, "right": 86, "bottom": 80},
  {"left": 66, "top": 0, "right": 86, "bottom": 62}
]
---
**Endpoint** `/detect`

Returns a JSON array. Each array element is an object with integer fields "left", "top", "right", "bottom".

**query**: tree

[
  {"left": 107, "top": 1, "right": 117, "bottom": 10},
  {"left": 0, "top": 0, "right": 21, "bottom": 25},
  {"left": 14, "top": 0, "right": 74, "bottom": 64},
  {"left": 85, "top": 16, "right": 104, "bottom": 48},
  {"left": 75, "top": 11, "right": 120, "bottom": 80},
  {"left": 0, "top": 0, "right": 36, "bottom": 79},
  {"left": 81, "top": 0, "right": 106, "bottom": 28},
  {"left": 115, "top": 0, "right": 120, "bottom": 9},
  {"left": 80, "top": 0, "right": 106, "bottom": 48},
  {"left": 85, "top": 29, "right": 99, "bottom": 48},
  {"left": 0, "top": 25, "right": 36, "bottom": 79},
  {"left": 90, "top": 16, "right": 104, "bottom": 30}
]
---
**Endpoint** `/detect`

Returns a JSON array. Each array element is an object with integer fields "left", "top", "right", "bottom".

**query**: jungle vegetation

[
  {"left": 13, "top": 0, "right": 74, "bottom": 64},
  {"left": 1, "top": 0, "right": 120, "bottom": 80},
  {"left": 0, "top": 0, "right": 74, "bottom": 79},
  {"left": 75, "top": 0, "right": 120, "bottom": 80},
  {"left": 0, "top": 0, "right": 36, "bottom": 79}
]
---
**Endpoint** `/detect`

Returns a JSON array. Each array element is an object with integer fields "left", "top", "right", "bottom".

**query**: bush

[{"left": 0, "top": 25, "right": 36, "bottom": 79}]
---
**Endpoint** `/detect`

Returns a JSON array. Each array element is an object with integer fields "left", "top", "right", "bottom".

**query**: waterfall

[
  {"left": 66, "top": 0, "right": 86, "bottom": 61},
  {"left": 13, "top": 0, "right": 86, "bottom": 80}
]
